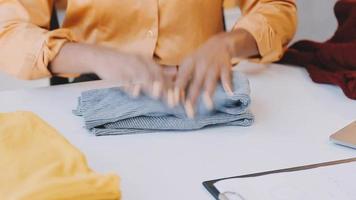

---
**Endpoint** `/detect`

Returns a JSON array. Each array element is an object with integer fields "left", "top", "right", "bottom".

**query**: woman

[{"left": 0, "top": 0, "right": 297, "bottom": 117}]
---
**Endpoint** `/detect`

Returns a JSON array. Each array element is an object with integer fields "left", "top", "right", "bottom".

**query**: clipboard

[{"left": 203, "top": 157, "right": 356, "bottom": 200}]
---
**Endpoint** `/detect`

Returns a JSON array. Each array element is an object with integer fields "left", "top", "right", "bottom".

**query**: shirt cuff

[
  {"left": 16, "top": 27, "right": 76, "bottom": 80},
  {"left": 34, "top": 28, "right": 77, "bottom": 79},
  {"left": 233, "top": 15, "right": 284, "bottom": 63}
]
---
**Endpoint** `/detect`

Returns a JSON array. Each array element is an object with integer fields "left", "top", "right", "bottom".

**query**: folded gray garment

[{"left": 74, "top": 71, "right": 254, "bottom": 136}]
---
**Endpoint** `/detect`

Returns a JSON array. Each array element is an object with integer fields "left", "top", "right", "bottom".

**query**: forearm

[
  {"left": 50, "top": 43, "right": 92, "bottom": 75},
  {"left": 50, "top": 42, "right": 168, "bottom": 93},
  {"left": 51, "top": 43, "right": 107, "bottom": 75},
  {"left": 50, "top": 43, "right": 125, "bottom": 76},
  {"left": 218, "top": 29, "right": 260, "bottom": 59}
]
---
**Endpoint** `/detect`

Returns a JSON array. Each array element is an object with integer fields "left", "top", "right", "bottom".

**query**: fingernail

[
  {"left": 167, "top": 89, "right": 174, "bottom": 108},
  {"left": 203, "top": 91, "right": 213, "bottom": 110},
  {"left": 223, "top": 83, "right": 233, "bottom": 96},
  {"left": 174, "top": 87, "right": 180, "bottom": 106},
  {"left": 185, "top": 100, "right": 195, "bottom": 119},
  {"left": 132, "top": 84, "right": 141, "bottom": 97},
  {"left": 152, "top": 81, "right": 162, "bottom": 99}
]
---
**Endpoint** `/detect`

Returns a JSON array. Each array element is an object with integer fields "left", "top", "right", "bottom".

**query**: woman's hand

[
  {"left": 174, "top": 29, "right": 259, "bottom": 118},
  {"left": 51, "top": 43, "right": 166, "bottom": 99},
  {"left": 94, "top": 51, "right": 166, "bottom": 99}
]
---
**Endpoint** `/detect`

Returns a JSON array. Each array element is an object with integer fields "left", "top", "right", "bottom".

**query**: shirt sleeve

[
  {"left": 233, "top": 0, "right": 297, "bottom": 63},
  {"left": 0, "top": 0, "right": 76, "bottom": 80}
]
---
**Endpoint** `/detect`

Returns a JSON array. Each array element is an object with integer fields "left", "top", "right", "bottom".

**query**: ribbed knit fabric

[{"left": 74, "top": 72, "right": 254, "bottom": 136}]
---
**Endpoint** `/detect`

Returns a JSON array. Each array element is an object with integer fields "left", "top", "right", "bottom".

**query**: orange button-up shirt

[{"left": 0, "top": 0, "right": 297, "bottom": 80}]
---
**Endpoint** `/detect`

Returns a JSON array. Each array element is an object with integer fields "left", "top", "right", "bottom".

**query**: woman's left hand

[{"left": 174, "top": 30, "right": 259, "bottom": 118}]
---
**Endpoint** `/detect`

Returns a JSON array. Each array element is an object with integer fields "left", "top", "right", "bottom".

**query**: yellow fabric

[
  {"left": 224, "top": 0, "right": 240, "bottom": 8},
  {"left": 0, "top": 0, "right": 297, "bottom": 79},
  {"left": 0, "top": 111, "right": 120, "bottom": 200}
]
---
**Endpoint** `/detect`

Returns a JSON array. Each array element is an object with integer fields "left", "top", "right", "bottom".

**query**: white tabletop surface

[{"left": 1, "top": 63, "right": 355, "bottom": 200}]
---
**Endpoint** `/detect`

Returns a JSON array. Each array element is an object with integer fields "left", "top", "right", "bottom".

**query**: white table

[{"left": 1, "top": 63, "right": 355, "bottom": 200}]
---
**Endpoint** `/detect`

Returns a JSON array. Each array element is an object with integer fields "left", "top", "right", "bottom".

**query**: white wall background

[{"left": 0, "top": 0, "right": 338, "bottom": 91}]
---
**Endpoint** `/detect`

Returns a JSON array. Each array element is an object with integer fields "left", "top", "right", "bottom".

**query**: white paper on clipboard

[{"left": 214, "top": 161, "right": 356, "bottom": 200}]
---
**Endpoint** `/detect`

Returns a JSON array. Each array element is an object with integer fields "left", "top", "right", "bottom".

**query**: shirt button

[{"left": 147, "top": 30, "right": 155, "bottom": 38}]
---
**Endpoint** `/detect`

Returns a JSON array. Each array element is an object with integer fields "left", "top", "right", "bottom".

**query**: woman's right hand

[
  {"left": 93, "top": 50, "right": 166, "bottom": 99},
  {"left": 51, "top": 43, "right": 167, "bottom": 99}
]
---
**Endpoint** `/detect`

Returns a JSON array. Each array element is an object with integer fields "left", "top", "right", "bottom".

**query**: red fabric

[{"left": 279, "top": 0, "right": 356, "bottom": 100}]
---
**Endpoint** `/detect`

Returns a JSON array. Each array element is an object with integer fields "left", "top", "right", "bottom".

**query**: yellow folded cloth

[{"left": 0, "top": 111, "right": 120, "bottom": 200}]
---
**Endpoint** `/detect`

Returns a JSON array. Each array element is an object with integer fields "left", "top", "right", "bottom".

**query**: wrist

[
  {"left": 51, "top": 43, "right": 99, "bottom": 75},
  {"left": 86, "top": 45, "right": 122, "bottom": 74},
  {"left": 222, "top": 29, "right": 259, "bottom": 59}
]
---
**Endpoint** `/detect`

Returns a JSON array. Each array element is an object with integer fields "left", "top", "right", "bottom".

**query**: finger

[
  {"left": 151, "top": 81, "right": 162, "bottom": 99},
  {"left": 131, "top": 84, "right": 141, "bottom": 98},
  {"left": 158, "top": 85, "right": 174, "bottom": 108},
  {"left": 166, "top": 88, "right": 175, "bottom": 108},
  {"left": 149, "top": 63, "right": 165, "bottom": 90},
  {"left": 123, "top": 84, "right": 141, "bottom": 98},
  {"left": 134, "top": 56, "right": 160, "bottom": 97},
  {"left": 164, "top": 74, "right": 176, "bottom": 107},
  {"left": 124, "top": 56, "right": 156, "bottom": 98},
  {"left": 185, "top": 99, "right": 195, "bottom": 119},
  {"left": 173, "top": 87, "right": 185, "bottom": 106},
  {"left": 162, "top": 65, "right": 178, "bottom": 103},
  {"left": 186, "top": 62, "right": 207, "bottom": 116},
  {"left": 175, "top": 58, "right": 195, "bottom": 105},
  {"left": 121, "top": 70, "right": 135, "bottom": 96},
  {"left": 203, "top": 67, "right": 219, "bottom": 110},
  {"left": 187, "top": 62, "right": 207, "bottom": 105},
  {"left": 146, "top": 61, "right": 165, "bottom": 100},
  {"left": 220, "top": 61, "right": 234, "bottom": 96},
  {"left": 147, "top": 61, "right": 168, "bottom": 98}
]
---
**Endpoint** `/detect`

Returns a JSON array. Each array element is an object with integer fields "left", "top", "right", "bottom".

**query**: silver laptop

[{"left": 330, "top": 121, "right": 356, "bottom": 149}]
